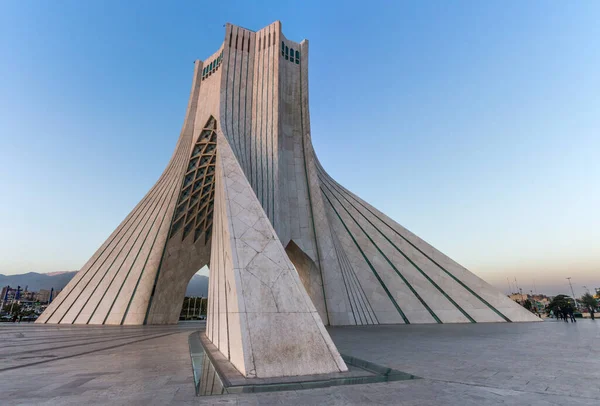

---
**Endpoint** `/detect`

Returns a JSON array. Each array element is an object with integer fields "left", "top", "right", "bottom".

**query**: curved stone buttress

[{"left": 38, "top": 20, "right": 539, "bottom": 378}]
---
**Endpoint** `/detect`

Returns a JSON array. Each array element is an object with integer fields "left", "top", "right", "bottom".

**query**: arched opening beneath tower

[
  {"left": 178, "top": 265, "right": 209, "bottom": 322},
  {"left": 285, "top": 240, "right": 328, "bottom": 324}
]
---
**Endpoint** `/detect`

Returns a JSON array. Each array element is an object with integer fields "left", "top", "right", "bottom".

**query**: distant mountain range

[
  {"left": 185, "top": 274, "right": 209, "bottom": 297},
  {"left": 0, "top": 271, "right": 209, "bottom": 297},
  {"left": 0, "top": 271, "right": 78, "bottom": 292}
]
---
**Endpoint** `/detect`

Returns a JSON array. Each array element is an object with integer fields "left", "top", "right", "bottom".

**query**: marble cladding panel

[
  {"left": 203, "top": 130, "right": 346, "bottom": 378},
  {"left": 330, "top": 225, "right": 378, "bottom": 325},
  {"left": 323, "top": 193, "right": 407, "bottom": 324},
  {"left": 327, "top": 176, "right": 539, "bottom": 323},
  {"left": 323, "top": 181, "right": 473, "bottom": 323}
]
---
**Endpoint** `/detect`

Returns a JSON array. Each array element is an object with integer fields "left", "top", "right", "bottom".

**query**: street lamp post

[
  {"left": 567, "top": 277, "right": 578, "bottom": 309},
  {"left": 9, "top": 286, "right": 21, "bottom": 318}
]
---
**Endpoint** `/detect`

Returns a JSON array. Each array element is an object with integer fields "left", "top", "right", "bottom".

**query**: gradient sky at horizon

[{"left": 1, "top": 1, "right": 598, "bottom": 297}]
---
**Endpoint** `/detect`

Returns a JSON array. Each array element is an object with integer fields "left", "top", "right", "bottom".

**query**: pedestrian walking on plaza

[{"left": 568, "top": 309, "right": 576, "bottom": 323}]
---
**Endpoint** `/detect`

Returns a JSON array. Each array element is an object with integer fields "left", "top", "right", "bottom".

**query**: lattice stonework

[{"left": 169, "top": 116, "right": 217, "bottom": 244}]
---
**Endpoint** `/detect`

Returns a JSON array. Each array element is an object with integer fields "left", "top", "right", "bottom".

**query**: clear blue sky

[{"left": 1, "top": 1, "right": 598, "bottom": 296}]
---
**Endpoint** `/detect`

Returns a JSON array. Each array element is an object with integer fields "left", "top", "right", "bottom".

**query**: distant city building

[
  {"left": 1, "top": 286, "right": 20, "bottom": 302},
  {"left": 509, "top": 293, "right": 528, "bottom": 303},
  {"left": 20, "top": 291, "right": 35, "bottom": 301},
  {"left": 507, "top": 293, "right": 548, "bottom": 312},
  {"left": 36, "top": 289, "right": 51, "bottom": 303},
  {"left": 1, "top": 286, "right": 60, "bottom": 310},
  {"left": 1, "top": 286, "right": 11, "bottom": 302}
]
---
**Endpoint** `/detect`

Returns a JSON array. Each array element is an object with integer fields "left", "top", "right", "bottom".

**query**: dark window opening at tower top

[
  {"left": 268, "top": 33, "right": 271, "bottom": 47},
  {"left": 285, "top": 45, "right": 289, "bottom": 60},
  {"left": 281, "top": 41, "right": 285, "bottom": 56},
  {"left": 258, "top": 38, "right": 261, "bottom": 50},
  {"left": 295, "top": 50, "right": 300, "bottom": 64}
]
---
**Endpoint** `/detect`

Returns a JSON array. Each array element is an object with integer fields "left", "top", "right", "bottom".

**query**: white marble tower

[{"left": 37, "top": 21, "right": 539, "bottom": 378}]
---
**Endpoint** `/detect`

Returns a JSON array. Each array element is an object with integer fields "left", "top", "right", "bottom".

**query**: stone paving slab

[
  {"left": 0, "top": 320, "right": 597, "bottom": 405},
  {"left": 329, "top": 320, "right": 600, "bottom": 403}
]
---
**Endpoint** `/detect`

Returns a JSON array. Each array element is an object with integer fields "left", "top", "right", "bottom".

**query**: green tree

[
  {"left": 2, "top": 303, "right": 22, "bottom": 317},
  {"left": 547, "top": 294, "right": 574, "bottom": 316},
  {"left": 580, "top": 293, "right": 598, "bottom": 320},
  {"left": 524, "top": 299, "right": 533, "bottom": 311}
]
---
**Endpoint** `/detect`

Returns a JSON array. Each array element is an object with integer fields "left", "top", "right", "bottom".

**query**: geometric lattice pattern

[{"left": 169, "top": 116, "right": 217, "bottom": 244}]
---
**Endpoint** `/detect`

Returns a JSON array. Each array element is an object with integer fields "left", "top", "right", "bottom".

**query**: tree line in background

[
  {"left": 513, "top": 290, "right": 599, "bottom": 320},
  {"left": 545, "top": 293, "right": 597, "bottom": 320},
  {"left": 579, "top": 293, "right": 598, "bottom": 319}
]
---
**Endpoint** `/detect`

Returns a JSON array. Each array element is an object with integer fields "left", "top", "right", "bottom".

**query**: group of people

[{"left": 551, "top": 308, "right": 577, "bottom": 322}]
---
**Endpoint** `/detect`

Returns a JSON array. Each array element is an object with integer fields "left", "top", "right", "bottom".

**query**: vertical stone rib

[
  {"left": 244, "top": 34, "right": 254, "bottom": 189},
  {"left": 259, "top": 32, "right": 267, "bottom": 210},
  {"left": 264, "top": 29, "right": 271, "bottom": 222},
  {"left": 269, "top": 26, "right": 276, "bottom": 224},
  {"left": 237, "top": 30, "right": 247, "bottom": 174}
]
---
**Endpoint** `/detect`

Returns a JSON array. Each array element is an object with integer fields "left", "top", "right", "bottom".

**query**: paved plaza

[{"left": 0, "top": 320, "right": 598, "bottom": 405}]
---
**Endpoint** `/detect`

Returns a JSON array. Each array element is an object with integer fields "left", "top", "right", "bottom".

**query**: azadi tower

[{"left": 38, "top": 22, "right": 539, "bottom": 378}]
